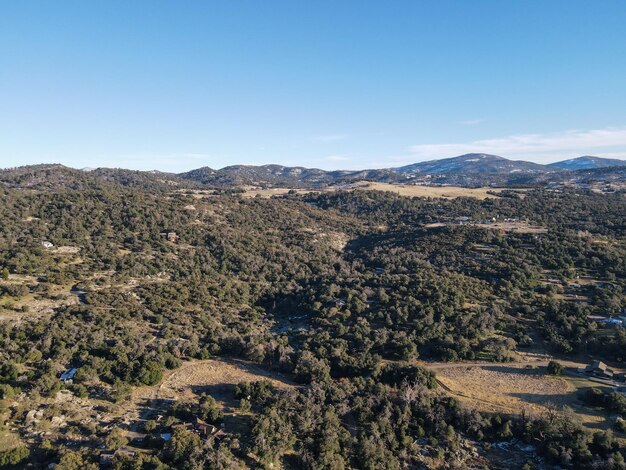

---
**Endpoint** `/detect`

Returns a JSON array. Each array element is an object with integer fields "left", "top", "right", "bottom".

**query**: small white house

[{"left": 41, "top": 241, "right": 54, "bottom": 249}]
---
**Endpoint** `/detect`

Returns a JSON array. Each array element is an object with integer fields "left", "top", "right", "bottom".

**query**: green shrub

[
  {"left": 547, "top": 360, "right": 564, "bottom": 376},
  {"left": 0, "top": 446, "right": 29, "bottom": 467}
]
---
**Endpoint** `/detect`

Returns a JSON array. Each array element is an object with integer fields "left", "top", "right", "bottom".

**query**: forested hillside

[{"left": 0, "top": 182, "right": 625, "bottom": 469}]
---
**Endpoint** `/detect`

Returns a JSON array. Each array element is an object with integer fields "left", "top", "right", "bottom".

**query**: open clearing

[
  {"left": 178, "top": 182, "right": 524, "bottom": 200},
  {"left": 156, "top": 358, "right": 295, "bottom": 404},
  {"left": 436, "top": 364, "right": 609, "bottom": 429},
  {"left": 240, "top": 187, "right": 318, "bottom": 198},
  {"left": 473, "top": 222, "right": 548, "bottom": 233},
  {"left": 247, "top": 182, "right": 519, "bottom": 200},
  {"left": 131, "top": 358, "right": 295, "bottom": 417},
  {"left": 128, "top": 358, "right": 296, "bottom": 437},
  {"left": 355, "top": 182, "right": 514, "bottom": 199},
  {"left": 424, "top": 221, "right": 547, "bottom": 233},
  {"left": 0, "top": 275, "right": 78, "bottom": 322}
]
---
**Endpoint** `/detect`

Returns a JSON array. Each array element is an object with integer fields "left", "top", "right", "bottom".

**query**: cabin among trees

[
  {"left": 171, "top": 417, "right": 224, "bottom": 440},
  {"left": 59, "top": 367, "right": 78, "bottom": 384}
]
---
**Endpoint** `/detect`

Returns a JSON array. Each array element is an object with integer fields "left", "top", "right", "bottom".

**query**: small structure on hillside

[
  {"left": 60, "top": 367, "right": 78, "bottom": 384},
  {"left": 99, "top": 452, "right": 115, "bottom": 466},
  {"left": 194, "top": 417, "right": 213, "bottom": 438},
  {"left": 171, "top": 418, "right": 225, "bottom": 441},
  {"left": 583, "top": 360, "right": 614, "bottom": 379},
  {"left": 161, "top": 231, "right": 179, "bottom": 243},
  {"left": 41, "top": 241, "right": 54, "bottom": 249},
  {"left": 599, "top": 317, "right": 623, "bottom": 328},
  {"left": 195, "top": 417, "right": 225, "bottom": 438}
]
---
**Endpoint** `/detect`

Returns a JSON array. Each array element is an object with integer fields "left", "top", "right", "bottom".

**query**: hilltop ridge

[{"left": 2, "top": 153, "right": 626, "bottom": 190}]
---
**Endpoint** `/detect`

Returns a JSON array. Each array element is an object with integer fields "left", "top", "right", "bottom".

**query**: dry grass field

[
  {"left": 130, "top": 357, "right": 296, "bottom": 417},
  {"left": 244, "top": 182, "right": 520, "bottom": 200},
  {"left": 424, "top": 221, "right": 547, "bottom": 233},
  {"left": 436, "top": 364, "right": 609, "bottom": 429},
  {"left": 178, "top": 182, "right": 524, "bottom": 200},
  {"left": 156, "top": 358, "right": 295, "bottom": 404},
  {"left": 473, "top": 222, "right": 548, "bottom": 233},
  {"left": 355, "top": 182, "right": 512, "bottom": 199},
  {"left": 240, "top": 187, "right": 318, "bottom": 198},
  {"left": 128, "top": 358, "right": 297, "bottom": 437}
]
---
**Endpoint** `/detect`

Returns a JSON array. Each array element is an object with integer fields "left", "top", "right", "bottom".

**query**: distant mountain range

[
  {"left": 176, "top": 154, "right": 626, "bottom": 185},
  {"left": 548, "top": 155, "right": 626, "bottom": 170},
  {"left": 179, "top": 164, "right": 400, "bottom": 187},
  {"left": 395, "top": 153, "right": 548, "bottom": 176},
  {"left": 1, "top": 154, "right": 625, "bottom": 191}
]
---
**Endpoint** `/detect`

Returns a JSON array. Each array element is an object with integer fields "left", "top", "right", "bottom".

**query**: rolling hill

[
  {"left": 548, "top": 155, "right": 626, "bottom": 170},
  {"left": 3, "top": 154, "right": 626, "bottom": 190},
  {"left": 179, "top": 164, "right": 401, "bottom": 187},
  {"left": 395, "top": 153, "right": 550, "bottom": 175}
]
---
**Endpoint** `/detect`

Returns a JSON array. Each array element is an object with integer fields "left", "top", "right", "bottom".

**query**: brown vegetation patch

[
  {"left": 156, "top": 358, "right": 295, "bottom": 405},
  {"left": 240, "top": 187, "right": 319, "bottom": 198},
  {"left": 55, "top": 246, "right": 81, "bottom": 254},
  {"left": 474, "top": 222, "right": 548, "bottom": 233},
  {"left": 356, "top": 183, "right": 512, "bottom": 199},
  {"left": 438, "top": 365, "right": 568, "bottom": 412},
  {"left": 229, "top": 182, "right": 518, "bottom": 200},
  {"left": 437, "top": 365, "right": 607, "bottom": 428}
]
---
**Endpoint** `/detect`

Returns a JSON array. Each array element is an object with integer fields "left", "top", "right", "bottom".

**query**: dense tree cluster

[{"left": 0, "top": 183, "right": 624, "bottom": 468}]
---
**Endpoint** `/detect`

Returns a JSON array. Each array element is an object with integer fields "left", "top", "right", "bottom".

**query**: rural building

[
  {"left": 41, "top": 241, "right": 54, "bottom": 249},
  {"left": 99, "top": 452, "right": 114, "bottom": 466},
  {"left": 599, "top": 318, "right": 623, "bottom": 328},
  {"left": 171, "top": 418, "right": 225, "bottom": 440},
  {"left": 162, "top": 231, "right": 179, "bottom": 243},
  {"left": 193, "top": 418, "right": 214, "bottom": 437},
  {"left": 194, "top": 417, "right": 215, "bottom": 438},
  {"left": 59, "top": 367, "right": 78, "bottom": 384},
  {"left": 583, "top": 361, "right": 614, "bottom": 379},
  {"left": 192, "top": 417, "right": 225, "bottom": 438}
]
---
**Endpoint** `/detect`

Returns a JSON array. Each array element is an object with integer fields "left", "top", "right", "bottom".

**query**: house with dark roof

[
  {"left": 583, "top": 361, "right": 614, "bottom": 379},
  {"left": 60, "top": 367, "right": 78, "bottom": 384}
]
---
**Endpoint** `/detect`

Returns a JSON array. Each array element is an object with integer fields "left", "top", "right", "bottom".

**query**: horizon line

[{"left": 1, "top": 152, "right": 624, "bottom": 174}]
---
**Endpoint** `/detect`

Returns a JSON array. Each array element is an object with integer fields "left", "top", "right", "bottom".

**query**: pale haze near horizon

[{"left": 1, "top": 1, "right": 626, "bottom": 172}]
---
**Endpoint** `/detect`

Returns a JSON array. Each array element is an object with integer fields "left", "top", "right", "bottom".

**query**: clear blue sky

[{"left": 2, "top": 1, "right": 626, "bottom": 171}]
